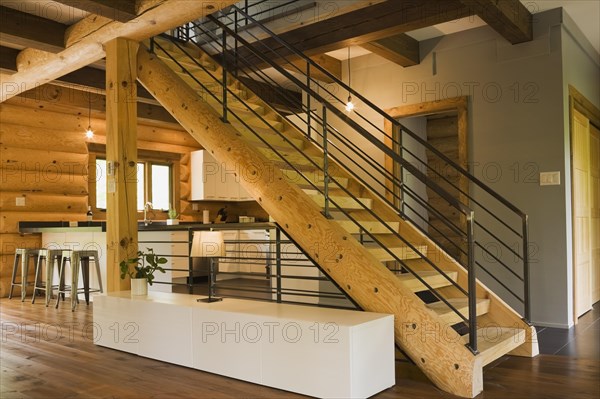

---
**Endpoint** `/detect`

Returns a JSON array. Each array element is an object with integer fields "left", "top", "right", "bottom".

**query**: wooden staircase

[{"left": 136, "top": 37, "right": 538, "bottom": 398}]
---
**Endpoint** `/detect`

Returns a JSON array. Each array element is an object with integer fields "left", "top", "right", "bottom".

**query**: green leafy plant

[
  {"left": 167, "top": 208, "right": 179, "bottom": 219},
  {"left": 119, "top": 248, "right": 167, "bottom": 286}
]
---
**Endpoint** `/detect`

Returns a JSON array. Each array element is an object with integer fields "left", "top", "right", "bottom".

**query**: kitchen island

[{"left": 19, "top": 221, "right": 274, "bottom": 296}]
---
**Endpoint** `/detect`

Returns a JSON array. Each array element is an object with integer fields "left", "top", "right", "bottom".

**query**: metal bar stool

[
  {"left": 32, "top": 249, "right": 65, "bottom": 306},
  {"left": 8, "top": 248, "right": 42, "bottom": 301},
  {"left": 55, "top": 250, "right": 103, "bottom": 311}
]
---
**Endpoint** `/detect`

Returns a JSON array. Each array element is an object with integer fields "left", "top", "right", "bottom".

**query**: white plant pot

[
  {"left": 167, "top": 219, "right": 179, "bottom": 225},
  {"left": 131, "top": 278, "right": 148, "bottom": 296}
]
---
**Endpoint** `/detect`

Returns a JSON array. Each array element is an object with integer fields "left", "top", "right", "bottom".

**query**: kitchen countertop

[{"left": 19, "top": 221, "right": 276, "bottom": 233}]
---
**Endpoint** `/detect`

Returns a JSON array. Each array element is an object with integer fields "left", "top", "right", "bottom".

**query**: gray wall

[
  {"left": 329, "top": 9, "right": 599, "bottom": 327},
  {"left": 560, "top": 9, "right": 600, "bottom": 325}
]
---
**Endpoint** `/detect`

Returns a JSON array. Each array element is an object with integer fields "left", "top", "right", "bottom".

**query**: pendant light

[
  {"left": 345, "top": 46, "right": 355, "bottom": 112},
  {"left": 85, "top": 94, "right": 94, "bottom": 139}
]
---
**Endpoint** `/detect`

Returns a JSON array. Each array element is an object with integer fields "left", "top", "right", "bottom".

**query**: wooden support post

[{"left": 105, "top": 38, "right": 139, "bottom": 292}]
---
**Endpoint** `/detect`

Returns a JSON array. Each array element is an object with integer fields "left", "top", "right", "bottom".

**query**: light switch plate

[
  {"left": 15, "top": 197, "right": 25, "bottom": 206},
  {"left": 540, "top": 171, "right": 560, "bottom": 186}
]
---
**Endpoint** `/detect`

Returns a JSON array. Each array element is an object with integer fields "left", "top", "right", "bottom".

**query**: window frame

[{"left": 88, "top": 144, "right": 181, "bottom": 216}]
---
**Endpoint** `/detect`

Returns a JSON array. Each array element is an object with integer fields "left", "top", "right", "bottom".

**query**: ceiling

[{"left": 326, "top": 0, "right": 600, "bottom": 60}]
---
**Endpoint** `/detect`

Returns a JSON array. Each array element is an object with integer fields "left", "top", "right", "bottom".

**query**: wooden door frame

[
  {"left": 569, "top": 85, "right": 600, "bottom": 322},
  {"left": 383, "top": 96, "right": 469, "bottom": 205}
]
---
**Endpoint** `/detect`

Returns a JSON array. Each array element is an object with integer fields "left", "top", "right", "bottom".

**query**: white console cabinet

[
  {"left": 94, "top": 292, "right": 395, "bottom": 399},
  {"left": 191, "top": 150, "right": 253, "bottom": 201}
]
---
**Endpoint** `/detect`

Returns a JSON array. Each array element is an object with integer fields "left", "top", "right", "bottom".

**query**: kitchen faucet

[{"left": 144, "top": 202, "right": 154, "bottom": 226}]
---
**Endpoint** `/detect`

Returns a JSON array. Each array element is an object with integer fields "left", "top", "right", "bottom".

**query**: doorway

[{"left": 570, "top": 86, "right": 600, "bottom": 319}]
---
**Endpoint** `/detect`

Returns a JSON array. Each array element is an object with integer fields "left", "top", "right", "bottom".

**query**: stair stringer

[
  {"left": 136, "top": 47, "right": 485, "bottom": 398},
  {"left": 156, "top": 35, "right": 537, "bottom": 365}
]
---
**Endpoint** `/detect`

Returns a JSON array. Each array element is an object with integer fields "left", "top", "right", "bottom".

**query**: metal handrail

[
  {"left": 205, "top": 6, "right": 530, "bottom": 323},
  {"left": 150, "top": 5, "right": 529, "bottom": 349},
  {"left": 151, "top": 34, "right": 477, "bottom": 349}
]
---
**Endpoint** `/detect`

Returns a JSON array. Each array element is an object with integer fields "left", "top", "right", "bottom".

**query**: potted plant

[
  {"left": 167, "top": 208, "right": 179, "bottom": 225},
  {"left": 119, "top": 248, "right": 167, "bottom": 296}
]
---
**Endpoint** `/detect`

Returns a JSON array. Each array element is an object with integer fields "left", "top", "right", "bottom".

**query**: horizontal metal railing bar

[
  {"left": 156, "top": 39, "right": 471, "bottom": 326},
  {"left": 476, "top": 261, "right": 525, "bottom": 303},
  {"left": 228, "top": 5, "right": 527, "bottom": 221},
  {"left": 158, "top": 31, "right": 478, "bottom": 328},
  {"left": 474, "top": 242, "right": 524, "bottom": 282},
  {"left": 203, "top": 15, "right": 474, "bottom": 218},
  {"left": 213, "top": 283, "right": 347, "bottom": 299},
  {"left": 474, "top": 220, "right": 524, "bottom": 261}
]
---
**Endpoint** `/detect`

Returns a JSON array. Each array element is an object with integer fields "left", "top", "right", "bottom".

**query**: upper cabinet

[{"left": 191, "top": 150, "right": 253, "bottom": 202}]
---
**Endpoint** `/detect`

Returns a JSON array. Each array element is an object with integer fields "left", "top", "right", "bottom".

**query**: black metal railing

[
  {"left": 148, "top": 5, "right": 532, "bottom": 352},
  {"left": 205, "top": 223, "right": 356, "bottom": 308}
]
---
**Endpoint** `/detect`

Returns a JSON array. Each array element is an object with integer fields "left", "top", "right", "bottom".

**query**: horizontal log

[
  {"left": 180, "top": 153, "right": 190, "bottom": 166},
  {"left": 1, "top": 102, "right": 194, "bottom": 144},
  {"left": 0, "top": 191, "right": 88, "bottom": 213},
  {"left": 0, "top": 169, "right": 89, "bottom": 195},
  {"left": 1, "top": 146, "right": 89, "bottom": 175},
  {"left": 0, "top": 123, "right": 89, "bottom": 153},
  {"left": 0, "top": 233, "right": 41, "bottom": 255},
  {"left": 87, "top": 134, "right": 198, "bottom": 155},
  {"left": 180, "top": 180, "right": 191, "bottom": 200},
  {"left": 180, "top": 165, "right": 190, "bottom": 183},
  {"left": 427, "top": 136, "right": 458, "bottom": 155},
  {"left": 0, "top": 211, "right": 85, "bottom": 233},
  {"left": 427, "top": 116, "right": 458, "bottom": 139}
]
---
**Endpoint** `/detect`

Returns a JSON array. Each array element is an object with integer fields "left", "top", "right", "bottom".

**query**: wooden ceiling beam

[
  {"left": 14, "top": 83, "right": 178, "bottom": 127},
  {"left": 360, "top": 34, "right": 420, "bottom": 67},
  {"left": 0, "top": 46, "right": 19, "bottom": 72},
  {"left": 0, "top": 0, "right": 237, "bottom": 103},
  {"left": 52, "top": 0, "right": 138, "bottom": 23},
  {"left": 236, "top": 0, "right": 471, "bottom": 70},
  {"left": 458, "top": 0, "right": 532, "bottom": 43},
  {"left": 281, "top": 54, "right": 342, "bottom": 83},
  {"left": 0, "top": 6, "right": 67, "bottom": 53},
  {"left": 0, "top": 45, "right": 155, "bottom": 102}
]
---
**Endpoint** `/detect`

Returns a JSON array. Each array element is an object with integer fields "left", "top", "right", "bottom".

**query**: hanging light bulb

[
  {"left": 345, "top": 46, "right": 355, "bottom": 112},
  {"left": 85, "top": 94, "right": 94, "bottom": 139},
  {"left": 345, "top": 95, "right": 355, "bottom": 112}
]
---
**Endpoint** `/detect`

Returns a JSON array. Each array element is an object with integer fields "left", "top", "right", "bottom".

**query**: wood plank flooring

[{"left": 1, "top": 298, "right": 599, "bottom": 399}]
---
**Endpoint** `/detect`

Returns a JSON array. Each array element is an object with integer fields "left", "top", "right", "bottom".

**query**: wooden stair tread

[
  {"left": 368, "top": 245, "right": 426, "bottom": 262},
  {"left": 426, "top": 298, "right": 490, "bottom": 324},
  {"left": 336, "top": 220, "right": 399, "bottom": 234},
  {"left": 281, "top": 169, "right": 349, "bottom": 189},
  {"left": 303, "top": 189, "right": 373, "bottom": 210},
  {"left": 397, "top": 270, "right": 458, "bottom": 292},
  {"left": 464, "top": 327, "right": 526, "bottom": 366},
  {"left": 237, "top": 127, "right": 306, "bottom": 151}
]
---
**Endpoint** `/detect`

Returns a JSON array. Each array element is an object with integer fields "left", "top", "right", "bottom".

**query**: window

[{"left": 89, "top": 144, "right": 179, "bottom": 213}]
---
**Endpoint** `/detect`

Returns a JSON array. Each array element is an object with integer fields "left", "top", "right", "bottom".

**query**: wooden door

[
  {"left": 572, "top": 109, "right": 593, "bottom": 317},
  {"left": 590, "top": 125, "right": 600, "bottom": 303}
]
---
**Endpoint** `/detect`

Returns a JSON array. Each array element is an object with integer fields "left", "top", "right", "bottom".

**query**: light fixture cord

[
  {"left": 347, "top": 46, "right": 351, "bottom": 98},
  {"left": 88, "top": 94, "right": 92, "bottom": 127}
]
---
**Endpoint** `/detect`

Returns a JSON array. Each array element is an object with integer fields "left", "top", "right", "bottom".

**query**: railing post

[
  {"left": 221, "top": 28, "right": 228, "bottom": 123},
  {"left": 392, "top": 123, "right": 405, "bottom": 217},
  {"left": 234, "top": 9, "right": 239, "bottom": 78},
  {"left": 276, "top": 227, "right": 282, "bottom": 303},
  {"left": 522, "top": 215, "right": 531, "bottom": 322},
  {"left": 306, "top": 63, "right": 311, "bottom": 140},
  {"left": 322, "top": 104, "right": 332, "bottom": 219},
  {"left": 466, "top": 210, "right": 478, "bottom": 354}
]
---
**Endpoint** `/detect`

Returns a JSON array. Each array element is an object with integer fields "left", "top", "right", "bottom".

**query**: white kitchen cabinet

[
  {"left": 239, "top": 229, "right": 269, "bottom": 277},
  {"left": 140, "top": 231, "right": 190, "bottom": 293},
  {"left": 191, "top": 150, "right": 254, "bottom": 201}
]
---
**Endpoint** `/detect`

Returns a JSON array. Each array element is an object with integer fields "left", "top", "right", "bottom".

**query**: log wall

[{"left": 0, "top": 101, "right": 206, "bottom": 297}]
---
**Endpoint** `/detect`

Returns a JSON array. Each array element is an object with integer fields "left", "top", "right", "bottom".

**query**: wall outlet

[
  {"left": 15, "top": 197, "right": 25, "bottom": 206},
  {"left": 192, "top": 203, "right": 199, "bottom": 211},
  {"left": 540, "top": 171, "right": 560, "bottom": 186}
]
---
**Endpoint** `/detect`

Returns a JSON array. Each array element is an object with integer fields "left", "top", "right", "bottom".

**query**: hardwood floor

[{"left": 1, "top": 298, "right": 599, "bottom": 399}]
